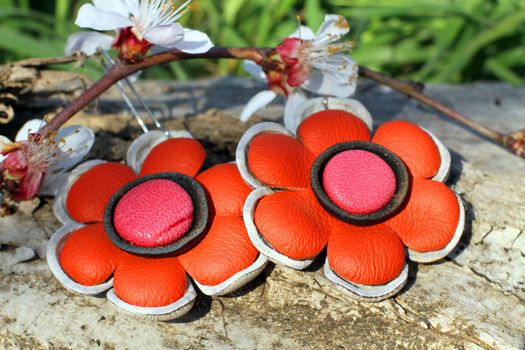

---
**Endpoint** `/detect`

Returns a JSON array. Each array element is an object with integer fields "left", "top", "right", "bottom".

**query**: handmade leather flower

[
  {"left": 47, "top": 131, "right": 267, "bottom": 320},
  {"left": 236, "top": 97, "right": 465, "bottom": 301}
]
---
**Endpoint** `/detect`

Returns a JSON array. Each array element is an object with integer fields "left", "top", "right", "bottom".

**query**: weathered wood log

[{"left": 0, "top": 78, "right": 523, "bottom": 350}]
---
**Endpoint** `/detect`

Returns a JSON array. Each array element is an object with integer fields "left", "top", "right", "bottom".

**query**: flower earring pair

[{"left": 47, "top": 96, "right": 464, "bottom": 320}]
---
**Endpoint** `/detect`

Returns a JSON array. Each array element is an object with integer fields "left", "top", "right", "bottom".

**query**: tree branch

[
  {"left": 39, "top": 47, "right": 525, "bottom": 159},
  {"left": 40, "top": 47, "right": 267, "bottom": 134},
  {"left": 359, "top": 66, "right": 525, "bottom": 158}
]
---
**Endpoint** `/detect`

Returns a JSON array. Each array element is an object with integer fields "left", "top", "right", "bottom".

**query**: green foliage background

[{"left": 0, "top": 0, "right": 524, "bottom": 84}]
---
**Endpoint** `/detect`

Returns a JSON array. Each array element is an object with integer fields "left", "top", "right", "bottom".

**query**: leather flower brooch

[
  {"left": 47, "top": 131, "right": 268, "bottom": 320},
  {"left": 236, "top": 98, "right": 465, "bottom": 301}
]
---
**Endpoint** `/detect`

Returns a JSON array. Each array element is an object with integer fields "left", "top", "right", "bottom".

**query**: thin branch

[
  {"left": 359, "top": 66, "right": 525, "bottom": 158},
  {"left": 38, "top": 47, "right": 524, "bottom": 159},
  {"left": 40, "top": 47, "right": 267, "bottom": 134}
]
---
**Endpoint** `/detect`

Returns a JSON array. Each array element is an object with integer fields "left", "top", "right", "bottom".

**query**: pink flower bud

[
  {"left": 113, "top": 27, "right": 153, "bottom": 63},
  {"left": 2, "top": 149, "right": 28, "bottom": 181}
]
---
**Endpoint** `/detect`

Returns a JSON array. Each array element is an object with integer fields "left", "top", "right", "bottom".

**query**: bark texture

[{"left": 0, "top": 79, "right": 524, "bottom": 350}]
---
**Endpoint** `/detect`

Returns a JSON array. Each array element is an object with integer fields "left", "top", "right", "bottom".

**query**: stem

[
  {"left": 41, "top": 47, "right": 266, "bottom": 134},
  {"left": 39, "top": 47, "right": 524, "bottom": 159},
  {"left": 359, "top": 66, "right": 525, "bottom": 158}
]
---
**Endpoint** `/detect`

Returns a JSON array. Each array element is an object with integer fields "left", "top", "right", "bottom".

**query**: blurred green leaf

[
  {"left": 485, "top": 58, "right": 524, "bottom": 85},
  {"left": 0, "top": 27, "right": 61, "bottom": 56},
  {"left": 0, "top": 0, "right": 523, "bottom": 84},
  {"left": 305, "top": 0, "right": 323, "bottom": 29},
  {"left": 54, "top": 0, "right": 71, "bottom": 34}
]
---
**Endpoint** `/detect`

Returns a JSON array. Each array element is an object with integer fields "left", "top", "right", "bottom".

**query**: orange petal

[
  {"left": 59, "top": 223, "right": 121, "bottom": 286},
  {"left": 178, "top": 216, "right": 258, "bottom": 286},
  {"left": 297, "top": 110, "right": 371, "bottom": 156},
  {"left": 386, "top": 179, "right": 460, "bottom": 252},
  {"left": 113, "top": 254, "right": 188, "bottom": 307},
  {"left": 372, "top": 121, "right": 441, "bottom": 179},
  {"left": 66, "top": 163, "right": 136, "bottom": 223},
  {"left": 327, "top": 222, "right": 406, "bottom": 285},
  {"left": 196, "top": 163, "right": 252, "bottom": 216},
  {"left": 254, "top": 189, "right": 330, "bottom": 260},
  {"left": 139, "top": 138, "right": 205, "bottom": 177},
  {"left": 247, "top": 133, "right": 315, "bottom": 188}
]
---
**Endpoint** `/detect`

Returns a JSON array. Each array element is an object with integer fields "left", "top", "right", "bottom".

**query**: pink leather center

[
  {"left": 322, "top": 150, "right": 396, "bottom": 215},
  {"left": 114, "top": 179, "right": 194, "bottom": 247}
]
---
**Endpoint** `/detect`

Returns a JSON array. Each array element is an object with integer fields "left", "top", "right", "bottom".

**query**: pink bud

[
  {"left": 113, "top": 27, "right": 153, "bottom": 63},
  {"left": 287, "top": 62, "right": 310, "bottom": 87},
  {"left": 276, "top": 38, "right": 302, "bottom": 65},
  {"left": 2, "top": 150, "right": 28, "bottom": 180},
  {"left": 15, "top": 168, "right": 44, "bottom": 201}
]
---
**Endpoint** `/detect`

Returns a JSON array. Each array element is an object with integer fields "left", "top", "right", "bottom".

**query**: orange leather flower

[
  {"left": 47, "top": 131, "right": 267, "bottom": 321},
  {"left": 236, "top": 98, "right": 464, "bottom": 301}
]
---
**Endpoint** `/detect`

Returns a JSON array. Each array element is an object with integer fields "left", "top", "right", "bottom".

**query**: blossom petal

[
  {"left": 245, "top": 129, "right": 315, "bottom": 188},
  {"left": 122, "top": 0, "right": 139, "bottom": 17},
  {"left": 144, "top": 23, "right": 184, "bottom": 48},
  {"left": 240, "top": 90, "right": 277, "bottom": 122},
  {"left": 297, "top": 109, "right": 371, "bottom": 156},
  {"left": 92, "top": 0, "right": 131, "bottom": 17},
  {"left": 15, "top": 119, "right": 45, "bottom": 142},
  {"left": 66, "top": 162, "right": 136, "bottom": 223},
  {"left": 327, "top": 221, "right": 406, "bottom": 285},
  {"left": 315, "top": 14, "right": 350, "bottom": 44},
  {"left": 114, "top": 253, "right": 188, "bottom": 307},
  {"left": 243, "top": 60, "right": 266, "bottom": 80},
  {"left": 48, "top": 126, "right": 95, "bottom": 173},
  {"left": 172, "top": 29, "right": 214, "bottom": 54},
  {"left": 289, "top": 25, "right": 316, "bottom": 40},
  {"left": 65, "top": 32, "right": 114, "bottom": 55},
  {"left": 39, "top": 172, "right": 69, "bottom": 196},
  {"left": 179, "top": 216, "right": 258, "bottom": 287},
  {"left": 372, "top": 121, "right": 442, "bottom": 179},
  {"left": 304, "top": 55, "right": 358, "bottom": 98},
  {"left": 59, "top": 223, "right": 121, "bottom": 286},
  {"left": 196, "top": 163, "right": 252, "bottom": 217},
  {"left": 283, "top": 91, "right": 308, "bottom": 133},
  {"left": 276, "top": 38, "right": 302, "bottom": 64},
  {"left": 75, "top": 4, "right": 132, "bottom": 31},
  {"left": 0, "top": 136, "right": 12, "bottom": 147},
  {"left": 139, "top": 138, "right": 206, "bottom": 177},
  {"left": 17, "top": 168, "right": 44, "bottom": 200},
  {"left": 2, "top": 150, "right": 27, "bottom": 180},
  {"left": 252, "top": 189, "right": 331, "bottom": 261},
  {"left": 0, "top": 136, "right": 14, "bottom": 162},
  {"left": 385, "top": 179, "right": 463, "bottom": 256},
  {"left": 287, "top": 62, "right": 310, "bottom": 87}
]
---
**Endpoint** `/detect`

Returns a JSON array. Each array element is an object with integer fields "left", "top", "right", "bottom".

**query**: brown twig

[
  {"left": 358, "top": 66, "right": 525, "bottom": 158},
  {"left": 39, "top": 47, "right": 524, "bottom": 159},
  {"left": 40, "top": 47, "right": 267, "bottom": 135}
]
